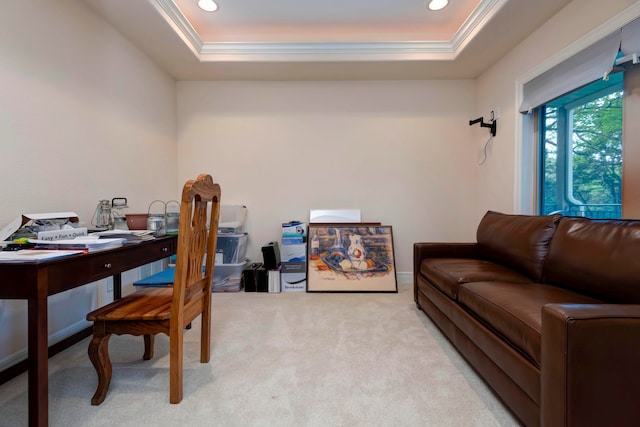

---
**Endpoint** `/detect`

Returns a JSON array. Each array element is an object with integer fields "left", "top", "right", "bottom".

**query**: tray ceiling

[{"left": 82, "top": 0, "right": 572, "bottom": 80}]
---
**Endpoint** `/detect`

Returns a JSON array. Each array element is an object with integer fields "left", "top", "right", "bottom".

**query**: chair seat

[{"left": 87, "top": 287, "right": 173, "bottom": 322}]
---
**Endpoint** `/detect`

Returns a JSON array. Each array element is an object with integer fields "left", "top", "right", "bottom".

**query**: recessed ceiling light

[
  {"left": 198, "top": 0, "right": 218, "bottom": 12},
  {"left": 428, "top": 0, "right": 449, "bottom": 11}
]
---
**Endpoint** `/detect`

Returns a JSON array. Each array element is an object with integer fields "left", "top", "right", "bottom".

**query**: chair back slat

[{"left": 171, "top": 174, "right": 221, "bottom": 327}]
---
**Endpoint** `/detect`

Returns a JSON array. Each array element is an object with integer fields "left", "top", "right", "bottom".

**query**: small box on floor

[
  {"left": 268, "top": 268, "right": 281, "bottom": 293},
  {"left": 282, "top": 221, "right": 307, "bottom": 243},
  {"left": 280, "top": 243, "right": 306, "bottom": 263},
  {"left": 256, "top": 267, "right": 268, "bottom": 292},
  {"left": 261, "top": 241, "right": 281, "bottom": 270},
  {"left": 280, "top": 262, "right": 306, "bottom": 292},
  {"left": 242, "top": 262, "right": 262, "bottom": 292}
]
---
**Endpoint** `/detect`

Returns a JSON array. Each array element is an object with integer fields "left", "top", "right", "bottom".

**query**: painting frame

[{"left": 306, "top": 223, "right": 397, "bottom": 293}]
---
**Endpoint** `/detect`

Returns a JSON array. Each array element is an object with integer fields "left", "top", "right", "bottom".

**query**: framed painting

[{"left": 307, "top": 223, "right": 397, "bottom": 292}]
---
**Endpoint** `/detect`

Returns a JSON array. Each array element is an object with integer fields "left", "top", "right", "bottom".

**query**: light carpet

[{"left": 0, "top": 284, "right": 521, "bottom": 426}]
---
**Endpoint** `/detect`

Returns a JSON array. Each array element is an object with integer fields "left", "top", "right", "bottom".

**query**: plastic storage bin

[
  {"left": 216, "top": 232, "right": 248, "bottom": 264},
  {"left": 213, "top": 258, "right": 249, "bottom": 292},
  {"left": 218, "top": 205, "right": 247, "bottom": 233}
]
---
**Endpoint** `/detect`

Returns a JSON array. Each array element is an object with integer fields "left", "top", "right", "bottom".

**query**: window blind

[
  {"left": 520, "top": 17, "right": 640, "bottom": 114},
  {"left": 618, "top": 17, "right": 640, "bottom": 66},
  {"left": 519, "top": 31, "right": 620, "bottom": 113}
]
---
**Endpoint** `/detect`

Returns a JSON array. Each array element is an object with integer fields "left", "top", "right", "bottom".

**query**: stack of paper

[
  {"left": 0, "top": 250, "right": 85, "bottom": 262},
  {"left": 30, "top": 237, "right": 125, "bottom": 252}
]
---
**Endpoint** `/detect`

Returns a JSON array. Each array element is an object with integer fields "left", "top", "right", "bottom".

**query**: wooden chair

[{"left": 86, "top": 174, "right": 221, "bottom": 405}]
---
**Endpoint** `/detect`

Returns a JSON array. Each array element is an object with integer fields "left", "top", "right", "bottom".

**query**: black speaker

[
  {"left": 242, "top": 262, "right": 262, "bottom": 292},
  {"left": 256, "top": 267, "right": 268, "bottom": 292},
  {"left": 261, "top": 241, "right": 281, "bottom": 270}
]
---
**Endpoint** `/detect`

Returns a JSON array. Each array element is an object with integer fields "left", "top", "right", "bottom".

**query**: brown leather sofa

[{"left": 413, "top": 211, "right": 640, "bottom": 427}]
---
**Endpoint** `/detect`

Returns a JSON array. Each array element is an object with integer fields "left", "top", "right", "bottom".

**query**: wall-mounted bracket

[{"left": 469, "top": 116, "right": 497, "bottom": 137}]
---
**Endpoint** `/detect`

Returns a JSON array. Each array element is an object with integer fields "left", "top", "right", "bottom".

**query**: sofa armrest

[{"left": 541, "top": 303, "right": 640, "bottom": 427}]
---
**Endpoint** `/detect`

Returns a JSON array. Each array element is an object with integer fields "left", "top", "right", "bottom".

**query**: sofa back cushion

[
  {"left": 476, "top": 211, "right": 561, "bottom": 281},
  {"left": 545, "top": 217, "right": 640, "bottom": 303}
]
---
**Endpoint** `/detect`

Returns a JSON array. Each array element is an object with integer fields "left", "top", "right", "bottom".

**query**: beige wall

[
  {"left": 177, "top": 80, "right": 479, "bottom": 273},
  {"left": 474, "top": 0, "right": 639, "bottom": 218},
  {"left": 0, "top": 1, "right": 177, "bottom": 368},
  {"left": 1, "top": 1, "right": 179, "bottom": 224}
]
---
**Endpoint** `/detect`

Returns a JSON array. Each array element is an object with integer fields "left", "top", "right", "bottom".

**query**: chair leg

[
  {"left": 169, "top": 324, "right": 184, "bottom": 403},
  {"left": 200, "top": 320, "right": 211, "bottom": 363},
  {"left": 201, "top": 292, "right": 212, "bottom": 363},
  {"left": 143, "top": 334, "right": 154, "bottom": 360},
  {"left": 88, "top": 328, "right": 112, "bottom": 405}
]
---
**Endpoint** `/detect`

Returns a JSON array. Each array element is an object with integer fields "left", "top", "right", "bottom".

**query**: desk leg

[
  {"left": 113, "top": 273, "right": 122, "bottom": 300},
  {"left": 28, "top": 270, "right": 48, "bottom": 427}
]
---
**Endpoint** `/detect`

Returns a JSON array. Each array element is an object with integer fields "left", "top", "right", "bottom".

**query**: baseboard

[{"left": 396, "top": 271, "right": 412, "bottom": 286}]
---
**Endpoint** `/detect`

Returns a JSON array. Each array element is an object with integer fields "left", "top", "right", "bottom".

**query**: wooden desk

[{"left": 0, "top": 236, "right": 177, "bottom": 427}]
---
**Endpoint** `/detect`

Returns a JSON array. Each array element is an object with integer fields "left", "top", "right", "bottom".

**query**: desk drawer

[
  {"left": 88, "top": 240, "right": 174, "bottom": 279},
  {"left": 46, "top": 237, "right": 176, "bottom": 295}
]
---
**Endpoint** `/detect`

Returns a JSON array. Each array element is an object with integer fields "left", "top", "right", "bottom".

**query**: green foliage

[
  {"left": 571, "top": 92, "right": 622, "bottom": 205},
  {"left": 540, "top": 88, "right": 622, "bottom": 218}
]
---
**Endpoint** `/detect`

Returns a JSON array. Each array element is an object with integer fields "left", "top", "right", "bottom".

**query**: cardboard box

[
  {"left": 282, "top": 236, "right": 305, "bottom": 245},
  {"left": 242, "top": 262, "right": 263, "bottom": 292},
  {"left": 280, "top": 243, "right": 306, "bottom": 262},
  {"left": 268, "top": 268, "right": 281, "bottom": 293},
  {"left": 282, "top": 221, "right": 307, "bottom": 240},
  {"left": 280, "top": 261, "right": 306, "bottom": 292},
  {"left": 0, "top": 212, "right": 79, "bottom": 242}
]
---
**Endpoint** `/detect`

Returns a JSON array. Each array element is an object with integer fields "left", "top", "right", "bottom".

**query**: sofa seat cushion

[
  {"left": 420, "top": 258, "right": 534, "bottom": 300},
  {"left": 458, "top": 282, "right": 602, "bottom": 366}
]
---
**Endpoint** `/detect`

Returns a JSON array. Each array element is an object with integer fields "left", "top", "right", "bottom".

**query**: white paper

[{"left": 0, "top": 249, "right": 85, "bottom": 262}]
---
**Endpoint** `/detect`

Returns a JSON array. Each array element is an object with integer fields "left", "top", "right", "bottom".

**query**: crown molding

[
  {"left": 450, "top": 0, "right": 507, "bottom": 52},
  {"left": 198, "top": 40, "right": 456, "bottom": 62},
  {"left": 150, "top": 0, "right": 505, "bottom": 62},
  {"left": 151, "top": 0, "right": 203, "bottom": 57}
]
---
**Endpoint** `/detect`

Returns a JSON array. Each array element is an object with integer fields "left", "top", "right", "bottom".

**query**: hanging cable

[{"left": 479, "top": 135, "right": 492, "bottom": 166}]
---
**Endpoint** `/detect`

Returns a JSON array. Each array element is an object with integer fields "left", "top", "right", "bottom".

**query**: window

[
  {"left": 522, "top": 17, "right": 640, "bottom": 219},
  {"left": 538, "top": 74, "right": 623, "bottom": 218}
]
